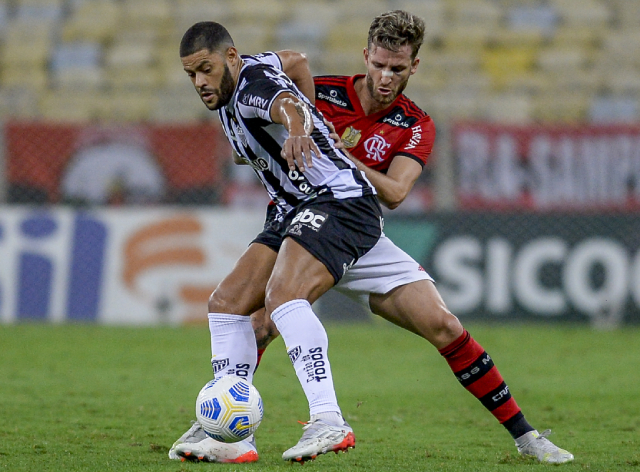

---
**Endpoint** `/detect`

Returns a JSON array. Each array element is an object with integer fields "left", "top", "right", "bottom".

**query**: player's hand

[
  {"left": 281, "top": 135, "right": 321, "bottom": 172},
  {"left": 323, "top": 117, "right": 344, "bottom": 149}
]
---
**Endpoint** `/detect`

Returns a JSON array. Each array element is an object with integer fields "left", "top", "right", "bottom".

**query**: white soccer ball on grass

[{"left": 195, "top": 375, "right": 263, "bottom": 443}]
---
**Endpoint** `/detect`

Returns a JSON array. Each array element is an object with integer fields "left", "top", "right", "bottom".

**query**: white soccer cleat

[
  {"left": 282, "top": 415, "right": 356, "bottom": 463},
  {"left": 515, "top": 429, "right": 574, "bottom": 464},
  {"left": 168, "top": 421, "right": 258, "bottom": 463}
]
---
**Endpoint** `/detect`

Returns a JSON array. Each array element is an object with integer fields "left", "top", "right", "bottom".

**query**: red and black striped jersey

[{"left": 314, "top": 75, "right": 436, "bottom": 173}]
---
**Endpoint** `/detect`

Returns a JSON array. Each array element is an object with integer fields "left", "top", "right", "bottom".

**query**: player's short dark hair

[
  {"left": 180, "top": 21, "right": 235, "bottom": 58},
  {"left": 368, "top": 10, "right": 425, "bottom": 59}
]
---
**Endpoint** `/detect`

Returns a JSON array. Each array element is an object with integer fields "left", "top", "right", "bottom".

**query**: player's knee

[
  {"left": 430, "top": 308, "right": 463, "bottom": 347},
  {"left": 208, "top": 287, "right": 253, "bottom": 315}
]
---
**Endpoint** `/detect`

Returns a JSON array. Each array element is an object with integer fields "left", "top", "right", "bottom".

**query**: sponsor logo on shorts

[
  {"left": 211, "top": 358, "right": 230, "bottom": 374},
  {"left": 290, "top": 209, "right": 328, "bottom": 232},
  {"left": 287, "top": 346, "right": 302, "bottom": 364}
]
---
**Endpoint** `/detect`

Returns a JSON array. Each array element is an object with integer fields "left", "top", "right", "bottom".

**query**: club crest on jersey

[
  {"left": 341, "top": 126, "right": 361, "bottom": 148},
  {"left": 364, "top": 134, "right": 391, "bottom": 162}
]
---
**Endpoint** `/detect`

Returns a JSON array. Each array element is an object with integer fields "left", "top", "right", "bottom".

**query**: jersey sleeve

[
  {"left": 395, "top": 116, "right": 436, "bottom": 167},
  {"left": 243, "top": 51, "right": 283, "bottom": 70},
  {"left": 236, "top": 65, "right": 294, "bottom": 123}
]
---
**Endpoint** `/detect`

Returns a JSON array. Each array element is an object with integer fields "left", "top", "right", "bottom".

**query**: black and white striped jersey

[{"left": 218, "top": 53, "right": 376, "bottom": 214}]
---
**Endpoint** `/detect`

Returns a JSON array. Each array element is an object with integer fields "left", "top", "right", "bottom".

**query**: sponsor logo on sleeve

[
  {"left": 241, "top": 93, "right": 269, "bottom": 110},
  {"left": 404, "top": 125, "right": 423, "bottom": 150}
]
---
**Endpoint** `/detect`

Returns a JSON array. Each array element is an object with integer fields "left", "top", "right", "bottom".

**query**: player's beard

[
  {"left": 366, "top": 73, "right": 409, "bottom": 107},
  {"left": 203, "top": 63, "right": 235, "bottom": 110}
]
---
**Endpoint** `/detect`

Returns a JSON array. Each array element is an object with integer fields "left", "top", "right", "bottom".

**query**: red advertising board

[
  {"left": 453, "top": 122, "right": 640, "bottom": 211},
  {"left": 6, "top": 121, "right": 230, "bottom": 204}
]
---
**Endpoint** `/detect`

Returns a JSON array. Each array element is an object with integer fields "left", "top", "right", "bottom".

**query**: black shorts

[{"left": 252, "top": 194, "right": 383, "bottom": 284}]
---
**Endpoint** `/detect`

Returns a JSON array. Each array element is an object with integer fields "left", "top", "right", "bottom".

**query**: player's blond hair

[{"left": 368, "top": 10, "right": 425, "bottom": 59}]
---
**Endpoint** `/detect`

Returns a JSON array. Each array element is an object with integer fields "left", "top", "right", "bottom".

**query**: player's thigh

[
  {"left": 369, "top": 280, "right": 463, "bottom": 348},
  {"left": 265, "top": 237, "right": 335, "bottom": 311},
  {"left": 209, "top": 242, "right": 277, "bottom": 315}
]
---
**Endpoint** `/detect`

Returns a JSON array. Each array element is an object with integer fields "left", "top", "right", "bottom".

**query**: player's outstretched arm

[
  {"left": 275, "top": 50, "right": 315, "bottom": 105},
  {"left": 323, "top": 117, "right": 422, "bottom": 209},
  {"left": 271, "top": 92, "right": 320, "bottom": 172}
]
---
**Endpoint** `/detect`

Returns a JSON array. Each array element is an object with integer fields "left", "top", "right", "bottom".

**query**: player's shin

[
  {"left": 208, "top": 313, "right": 257, "bottom": 383},
  {"left": 270, "top": 299, "right": 342, "bottom": 422}
]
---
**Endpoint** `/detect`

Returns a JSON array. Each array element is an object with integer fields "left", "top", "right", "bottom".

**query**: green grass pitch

[{"left": 1, "top": 321, "right": 638, "bottom": 471}]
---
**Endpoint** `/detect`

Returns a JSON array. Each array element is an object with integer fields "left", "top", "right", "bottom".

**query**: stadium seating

[{"left": 0, "top": 0, "right": 637, "bottom": 125}]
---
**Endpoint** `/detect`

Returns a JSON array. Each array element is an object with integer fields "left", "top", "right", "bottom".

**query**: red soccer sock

[
  {"left": 256, "top": 348, "right": 266, "bottom": 369},
  {"left": 439, "top": 330, "right": 532, "bottom": 438}
]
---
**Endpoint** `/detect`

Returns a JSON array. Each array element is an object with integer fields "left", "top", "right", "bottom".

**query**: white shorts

[{"left": 333, "top": 233, "right": 433, "bottom": 309}]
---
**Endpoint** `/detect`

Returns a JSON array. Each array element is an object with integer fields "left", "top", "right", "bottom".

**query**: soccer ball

[{"left": 195, "top": 375, "right": 263, "bottom": 443}]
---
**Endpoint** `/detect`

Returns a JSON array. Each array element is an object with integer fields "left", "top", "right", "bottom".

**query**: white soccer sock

[
  {"left": 270, "top": 299, "right": 342, "bottom": 419},
  {"left": 208, "top": 313, "right": 257, "bottom": 383}
]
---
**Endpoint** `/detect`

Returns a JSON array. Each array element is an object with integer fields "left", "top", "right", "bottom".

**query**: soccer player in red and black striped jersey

[{"left": 309, "top": 11, "right": 573, "bottom": 464}]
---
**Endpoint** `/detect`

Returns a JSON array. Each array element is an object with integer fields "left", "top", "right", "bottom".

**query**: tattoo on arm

[{"left": 294, "top": 101, "right": 313, "bottom": 135}]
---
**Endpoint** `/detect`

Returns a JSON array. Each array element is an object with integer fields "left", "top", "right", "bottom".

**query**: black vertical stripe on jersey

[
  {"left": 309, "top": 127, "right": 349, "bottom": 169},
  {"left": 309, "top": 111, "right": 376, "bottom": 196},
  {"left": 219, "top": 111, "right": 301, "bottom": 208},
  {"left": 241, "top": 116, "right": 321, "bottom": 201},
  {"left": 237, "top": 132, "right": 302, "bottom": 208}
]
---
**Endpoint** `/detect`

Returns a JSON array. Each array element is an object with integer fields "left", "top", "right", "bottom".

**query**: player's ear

[
  {"left": 363, "top": 47, "right": 369, "bottom": 66},
  {"left": 410, "top": 56, "right": 420, "bottom": 75},
  {"left": 226, "top": 46, "right": 240, "bottom": 65}
]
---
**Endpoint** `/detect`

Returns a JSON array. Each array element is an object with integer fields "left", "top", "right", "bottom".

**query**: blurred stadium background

[{"left": 1, "top": 0, "right": 639, "bottom": 326}]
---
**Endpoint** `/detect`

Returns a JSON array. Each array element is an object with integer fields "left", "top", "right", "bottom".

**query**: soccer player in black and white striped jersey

[{"left": 178, "top": 21, "right": 382, "bottom": 463}]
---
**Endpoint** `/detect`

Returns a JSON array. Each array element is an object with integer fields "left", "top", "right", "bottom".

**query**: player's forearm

[
  {"left": 362, "top": 168, "right": 410, "bottom": 209},
  {"left": 345, "top": 152, "right": 410, "bottom": 209},
  {"left": 274, "top": 96, "right": 313, "bottom": 136}
]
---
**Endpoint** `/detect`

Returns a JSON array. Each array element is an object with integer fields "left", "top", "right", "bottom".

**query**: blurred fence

[
  {"left": 2, "top": 120, "right": 640, "bottom": 325},
  {"left": 1, "top": 0, "right": 640, "bottom": 325}
]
